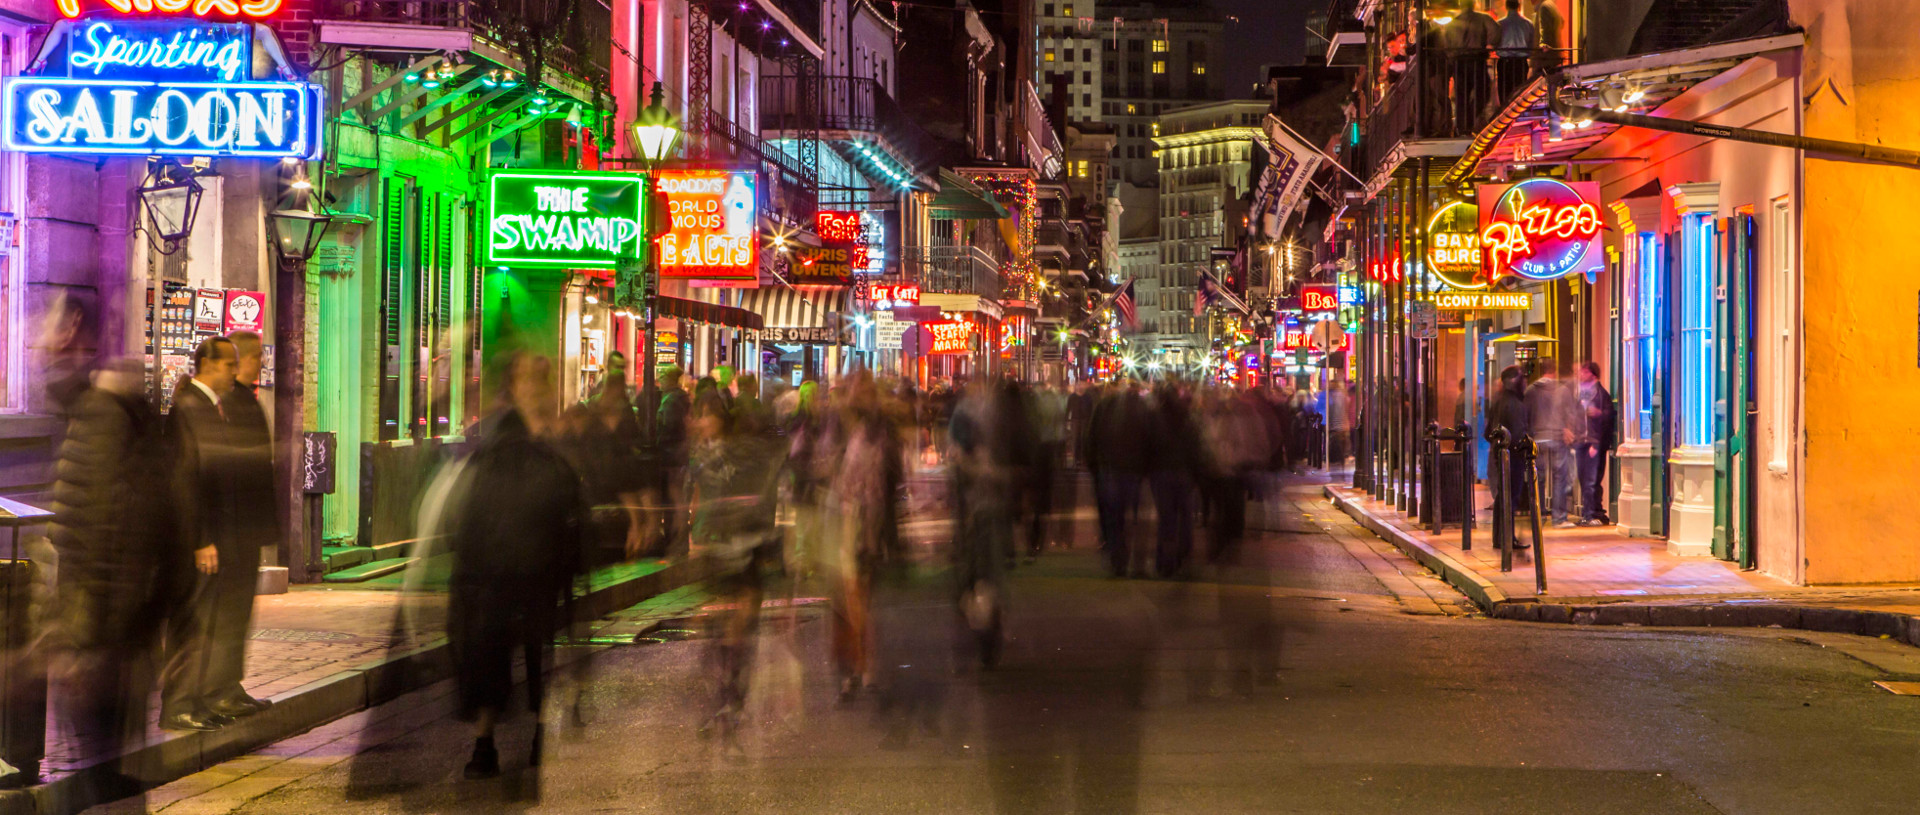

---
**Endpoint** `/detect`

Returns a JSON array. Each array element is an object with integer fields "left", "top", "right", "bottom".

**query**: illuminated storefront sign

[
  {"left": 2, "top": 19, "right": 321, "bottom": 158},
  {"left": 924, "top": 319, "right": 973, "bottom": 354},
  {"left": 1367, "top": 249, "right": 1402, "bottom": 283},
  {"left": 1477, "top": 178, "right": 1603, "bottom": 282},
  {"left": 814, "top": 210, "right": 861, "bottom": 242},
  {"left": 790, "top": 245, "right": 851, "bottom": 282},
  {"left": 761, "top": 325, "right": 844, "bottom": 344},
  {"left": 486, "top": 170, "right": 645, "bottom": 268},
  {"left": 1430, "top": 291, "right": 1535, "bottom": 311},
  {"left": 1278, "top": 329, "right": 1351, "bottom": 353},
  {"left": 1426, "top": 199, "right": 1485, "bottom": 289},
  {"left": 867, "top": 282, "right": 919, "bottom": 305},
  {"left": 1301, "top": 284, "right": 1339, "bottom": 312},
  {"left": 656, "top": 169, "right": 758, "bottom": 281}
]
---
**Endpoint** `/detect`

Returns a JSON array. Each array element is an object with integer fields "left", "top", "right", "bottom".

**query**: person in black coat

[
  {"left": 1483, "top": 364, "right": 1533, "bottom": 548},
  {"left": 50, "top": 356, "right": 180, "bottom": 782},
  {"left": 1574, "top": 361, "right": 1617, "bottom": 525},
  {"left": 448, "top": 352, "right": 585, "bottom": 779},
  {"left": 160, "top": 336, "right": 253, "bottom": 732}
]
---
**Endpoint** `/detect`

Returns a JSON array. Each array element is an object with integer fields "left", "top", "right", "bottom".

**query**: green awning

[{"left": 930, "top": 169, "right": 1011, "bottom": 220}]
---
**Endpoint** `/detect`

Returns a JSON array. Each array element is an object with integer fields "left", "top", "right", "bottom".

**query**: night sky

[{"left": 1214, "top": 0, "right": 1319, "bottom": 96}]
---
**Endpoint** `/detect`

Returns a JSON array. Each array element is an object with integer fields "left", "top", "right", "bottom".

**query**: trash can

[{"left": 1434, "top": 449, "right": 1469, "bottom": 527}]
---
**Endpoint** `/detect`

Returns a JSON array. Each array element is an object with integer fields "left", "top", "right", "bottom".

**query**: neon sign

[
  {"left": 58, "top": 0, "right": 282, "bottom": 20},
  {"left": 487, "top": 171, "right": 645, "bottom": 268},
  {"left": 1426, "top": 200, "right": 1485, "bottom": 290},
  {"left": 867, "top": 282, "right": 919, "bottom": 305},
  {"left": 1301, "top": 284, "right": 1339, "bottom": 312},
  {"left": 70, "top": 21, "right": 248, "bottom": 82},
  {"left": 2, "top": 19, "right": 321, "bottom": 158},
  {"left": 814, "top": 211, "right": 861, "bottom": 243},
  {"left": 1430, "top": 291, "right": 1534, "bottom": 311},
  {"left": 4, "top": 78, "right": 321, "bottom": 157},
  {"left": 1477, "top": 178, "right": 1603, "bottom": 282},
  {"left": 924, "top": 320, "right": 973, "bottom": 354},
  {"left": 656, "top": 169, "right": 757, "bottom": 281}
]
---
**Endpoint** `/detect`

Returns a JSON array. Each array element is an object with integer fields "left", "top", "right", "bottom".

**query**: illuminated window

[
  {"left": 1623, "top": 232, "right": 1661, "bottom": 442},
  {"left": 1126, "top": 103, "right": 1138, "bottom": 114},
  {"left": 1151, "top": 39, "right": 1168, "bottom": 52},
  {"left": 1679, "top": 212, "right": 1718, "bottom": 448},
  {"left": 1063, "top": 4, "right": 1073, "bottom": 14},
  {"left": 1150, "top": 122, "right": 1160, "bottom": 136},
  {"left": 1044, "top": 49, "right": 1055, "bottom": 62},
  {"left": 1768, "top": 197, "right": 1793, "bottom": 467},
  {"left": 1193, "top": 62, "right": 1206, "bottom": 75},
  {"left": 1151, "top": 60, "right": 1166, "bottom": 74}
]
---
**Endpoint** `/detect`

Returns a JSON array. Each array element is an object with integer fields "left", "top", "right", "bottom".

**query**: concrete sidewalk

[
  {"left": 6, "top": 556, "right": 707, "bottom": 815},
  {"left": 1325, "top": 483, "right": 1920, "bottom": 643}
]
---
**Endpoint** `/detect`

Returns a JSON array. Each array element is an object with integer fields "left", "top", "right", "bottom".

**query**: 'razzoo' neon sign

[{"left": 1476, "top": 177, "right": 1603, "bottom": 282}]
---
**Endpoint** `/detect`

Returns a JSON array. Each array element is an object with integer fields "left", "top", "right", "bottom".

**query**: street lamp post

[
  {"left": 629, "top": 81, "right": 683, "bottom": 447},
  {"left": 268, "top": 199, "right": 333, "bottom": 583}
]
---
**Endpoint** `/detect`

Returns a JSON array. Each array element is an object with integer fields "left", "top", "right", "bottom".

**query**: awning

[
  {"left": 929, "top": 169, "right": 1011, "bottom": 220},
  {"left": 736, "top": 284, "right": 851, "bottom": 328},
  {"left": 654, "top": 295, "right": 764, "bottom": 331},
  {"left": 1447, "top": 33, "right": 1803, "bottom": 184}
]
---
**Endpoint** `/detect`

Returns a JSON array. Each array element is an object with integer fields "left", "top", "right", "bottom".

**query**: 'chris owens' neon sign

[
  {"left": 1479, "top": 178, "right": 1602, "bottom": 281},
  {"left": 58, "top": 0, "right": 282, "bottom": 20},
  {"left": 487, "top": 171, "right": 645, "bottom": 269}
]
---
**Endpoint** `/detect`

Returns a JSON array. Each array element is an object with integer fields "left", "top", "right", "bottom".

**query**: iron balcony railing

[
  {"left": 759, "top": 75, "right": 939, "bottom": 174},
  {"left": 317, "top": 0, "right": 612, "bottom": 84},
  {"left": 1359, "top": 45, "right": 1577, "bottom": 175},
  {"left": 902, "top": 246, "right": 1002, "bottom": 302}
]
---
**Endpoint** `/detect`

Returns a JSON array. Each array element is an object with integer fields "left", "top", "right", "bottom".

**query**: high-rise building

[
  {"left": 1151, "top": 99, "right": 1268, "bottom": 360},
  {"left": 1034, "top": 0, "right": 1226, "bottom": 187}
]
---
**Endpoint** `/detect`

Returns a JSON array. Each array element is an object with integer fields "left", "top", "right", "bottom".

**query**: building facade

[{"left": 1149, "top": 99, "right": 1266, "bottom": 364}]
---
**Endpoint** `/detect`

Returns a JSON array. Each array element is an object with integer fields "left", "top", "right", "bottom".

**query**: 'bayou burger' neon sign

[{"left": 1476, "top": 178, "right": 1603, "bottom": 282}]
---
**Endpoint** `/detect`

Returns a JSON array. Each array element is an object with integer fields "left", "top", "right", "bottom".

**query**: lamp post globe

[{"left": 631, "top": 81, "right": 683, "bottom": 164}]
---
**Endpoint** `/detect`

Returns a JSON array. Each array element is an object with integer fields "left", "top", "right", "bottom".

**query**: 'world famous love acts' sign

[{"left": 2, "top": 18, "right": 322, "bottom": 158}]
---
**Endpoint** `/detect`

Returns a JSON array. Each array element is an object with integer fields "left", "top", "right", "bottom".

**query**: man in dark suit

[
  {"left": 212, "top": 332, "right": 276, "bottom": 712},
  {"left": 161, "top": 335, "right": 269, "bottom": 731}
]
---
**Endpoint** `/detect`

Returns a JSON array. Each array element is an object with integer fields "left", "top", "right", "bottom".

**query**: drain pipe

[{"left": 1547, "top": 78, "right": 1920, "bottom": 169}]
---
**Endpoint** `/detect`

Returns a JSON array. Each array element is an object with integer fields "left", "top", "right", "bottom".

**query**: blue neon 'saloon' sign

[{"left": 0, "top": 19, "right": 322, "bottom": 159}]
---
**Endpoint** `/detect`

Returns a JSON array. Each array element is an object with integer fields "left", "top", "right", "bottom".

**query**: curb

[
  {"left": 1, "top": 557, "right": 712, "bottom": 815},
  {"left": 1324, "top": 485, "right": 1920, "bottom": 648},
  {"left": 1323, "top": 485, "right": 1509, "bottom": 611}
]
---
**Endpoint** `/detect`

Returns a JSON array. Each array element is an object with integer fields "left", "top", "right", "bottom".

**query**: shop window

[
  {"left": 1678, "top": 213, "right": 1718, "bottom": 448},
  {"left": 1622, "top": 232, "right": 1661, "bottom": 441},
  {"left": 1768, "top": 197, "right": 1792, "bottom": 468}
]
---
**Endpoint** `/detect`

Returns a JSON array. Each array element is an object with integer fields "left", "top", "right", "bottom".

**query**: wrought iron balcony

[
  {"left": 317, "top": 0, "right": 612, "bottom": 85},
  {"left": 903, "top": 246, "right": 1002, "bottom": 302},
  {"left": 760, "top": 75, "right": 939, "bottom": 177}
]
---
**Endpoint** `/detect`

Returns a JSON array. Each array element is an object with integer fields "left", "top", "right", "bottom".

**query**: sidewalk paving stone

[{"left": 1324, "top": 483, "right": 1920, "bottom": 647}]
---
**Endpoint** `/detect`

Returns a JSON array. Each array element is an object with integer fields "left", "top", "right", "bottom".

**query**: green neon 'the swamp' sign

[{"left": 487, "top": 170, "right": 645, "bottom": 268}]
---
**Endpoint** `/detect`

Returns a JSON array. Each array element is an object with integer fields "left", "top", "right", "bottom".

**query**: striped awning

[
  {"left": 736, "top": 284, "right": 851, "bottom": 328},
  {"left": 654, "top": 295, "right": 764, "bottom": 330}
]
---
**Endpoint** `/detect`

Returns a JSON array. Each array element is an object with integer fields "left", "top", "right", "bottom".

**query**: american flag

[
  {"left": 1112, "top": 279, "right": 1138, "bottom": 328},
  {"left": 1194, "top": 272, "right": 1216, "bottom": 316}
]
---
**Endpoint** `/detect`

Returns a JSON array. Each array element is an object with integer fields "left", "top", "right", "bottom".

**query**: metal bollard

[
  {"left": 1422, "top": 422, "right": 1440, "bottom": 531},
  {"left": 1488, "top": 427, "right": 1511, "bottom": 572},
  {"left": 1524, "top": 436, "right": 1549, "bottom": 594},
  {"left": 1456, "top": 422, "right": 1475, "bottom": 551}
]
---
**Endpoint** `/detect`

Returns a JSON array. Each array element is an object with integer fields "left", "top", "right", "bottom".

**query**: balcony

[
  {"left": 317, "top": 0, "right": 611, "bottom": 87},
  {"left": 760, "top": 75, "right": 939, "bottom": 184},
  {"left": 903, "top": 246, "right": 1002, "bottom": 302}
]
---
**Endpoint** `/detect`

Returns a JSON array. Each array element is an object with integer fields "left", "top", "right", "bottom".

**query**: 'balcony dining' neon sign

[{"left": 1476, "top": 178, "right": 1603, "bottom": 282}]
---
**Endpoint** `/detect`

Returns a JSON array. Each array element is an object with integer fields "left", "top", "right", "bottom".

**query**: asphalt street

[{"left": 90, "top": 481, "right": 1920, "bottom": 814}]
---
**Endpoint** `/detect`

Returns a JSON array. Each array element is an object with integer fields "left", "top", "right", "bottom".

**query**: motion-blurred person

[
  {"left": 49, "top": 351, "right": 179, "bottom": 791},
  {"left": 1148, "top": 384, "right": 1198, "bottom": 578},
  {"left": 1203, "top": 392, "right": 1270, "bottom": 566},
  {"left": 1525, "top": 364, "right": 1580, "bottom": 528},
  {"left": 820, "top": 374, "right": 892, "bottom": 694},
  {"left": 1574, "top": 361, "right": 1616, "bottom": 525},
  {"left": 1326, "top": 381, "right": 1351, "bottom": 468},
  {"left": 159, "top": 336, "right": 257, "bottom": 732},
  {"left": 948, "top": 379, "right": 1025, "bottom": 665},
  {"left": 1023, "top": 383, "right": 1066, "bottom": 560},
  {"left": 687, "top": 377, "right": 784, "bottom": 740},
  {"left": 654, "top": 366, "right": 691, "bottom": 556},
  {"left": 448, "top": 353, "right": 584, "bottom": 779},
  {"left": 1089, "top": 383, "right": 1152, "bottom": 577},
  {"left": 1484, "top": 365, "right": 1532, "bottom": 549}
]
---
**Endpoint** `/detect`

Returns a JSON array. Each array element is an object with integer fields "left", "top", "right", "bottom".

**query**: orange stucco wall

[{"left": 1791, "top": 1, "right": 1920, "bottom": 583}]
